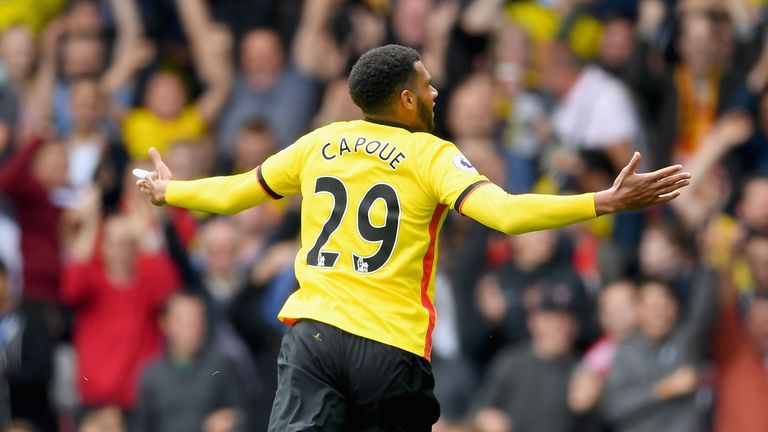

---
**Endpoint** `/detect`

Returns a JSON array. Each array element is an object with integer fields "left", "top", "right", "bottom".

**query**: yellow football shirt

[{"left": 258, "top": 119, "right": 488, "bottom": 359}]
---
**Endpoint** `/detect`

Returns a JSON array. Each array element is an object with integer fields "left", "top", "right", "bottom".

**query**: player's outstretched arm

[
  {"left": 460, "top": 152, "right": 690, "bottom": 235},
  {"left": 136, "top": 148, "right": 271, "bottom": 215}
]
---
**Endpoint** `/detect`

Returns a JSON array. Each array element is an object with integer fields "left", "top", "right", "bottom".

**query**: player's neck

[{"left": 363, "top": 115, "right": 418, "bottom": 133}]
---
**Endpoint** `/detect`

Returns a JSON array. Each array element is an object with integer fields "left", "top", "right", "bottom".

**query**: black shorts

[{"left": 268, "top": 319, "right": 440, "bottom": 431}]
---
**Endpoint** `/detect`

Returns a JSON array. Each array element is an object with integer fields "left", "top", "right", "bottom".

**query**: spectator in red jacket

[
  {"left": 62, "top": 198, "right": 179, "bottom": 415},
  {"left": 0, "top": 138, "right": 67, "bottom": 432},
  {"left": 0, "top": 137, "right": 68, "bottom": 302}
]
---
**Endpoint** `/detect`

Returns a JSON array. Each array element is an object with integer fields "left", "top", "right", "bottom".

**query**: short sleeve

[
  {"left": 424, "top": 139, "right": 489, "bottom": 210},
  {"left": 258, "top": 129, "right": 316, "bottom": 198}
]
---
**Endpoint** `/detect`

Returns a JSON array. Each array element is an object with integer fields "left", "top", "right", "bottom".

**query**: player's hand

[
  {"left": 594, "top": 152, "right": 691, "bottom": 215},
  {"left": 136, "top": 147, "right": 173, "bottom": 206}
]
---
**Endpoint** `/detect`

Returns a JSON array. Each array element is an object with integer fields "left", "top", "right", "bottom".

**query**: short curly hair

[{"left": 348, "top": 45, "right": 421, "bottom": 114}]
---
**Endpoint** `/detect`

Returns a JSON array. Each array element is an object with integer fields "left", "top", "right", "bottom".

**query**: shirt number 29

[{"left": 306, "top": 176, "right": 400, "bottom": 273}]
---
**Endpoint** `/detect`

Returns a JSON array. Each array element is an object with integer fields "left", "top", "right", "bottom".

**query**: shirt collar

[{"left": 363, "top": 117, "right": 417, "bottom": 133}]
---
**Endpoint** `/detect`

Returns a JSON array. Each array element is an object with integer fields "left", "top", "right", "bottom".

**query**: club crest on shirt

[{"left": 452, "top": 155, "right": 478, "bottom": 174}]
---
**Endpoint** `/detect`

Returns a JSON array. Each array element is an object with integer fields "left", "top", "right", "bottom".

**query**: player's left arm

[
  {"left": 456, "top": 153, "right": 690, "bottom": 235},
  {"left": 458, "top": 183, "right": 598, "bottom": 235}
]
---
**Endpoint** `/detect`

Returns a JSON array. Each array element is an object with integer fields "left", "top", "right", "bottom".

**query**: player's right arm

[
  {"left": 138, "top": 130, "right": 309, "bottom": 214},
  {"left": 136, "top": 148, "right": 271, "bottom": 215},
  {"left": 162, "top": 168, "right": 273, "bottom": 215}
]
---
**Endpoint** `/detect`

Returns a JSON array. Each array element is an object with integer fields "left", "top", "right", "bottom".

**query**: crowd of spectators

[{"left": 2, "top": 0, "right": 768, "bottom": 431}]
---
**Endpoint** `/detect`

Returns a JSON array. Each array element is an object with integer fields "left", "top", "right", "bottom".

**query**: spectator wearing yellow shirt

[
  {"left": 123, "top": 73, "right": 208, "bottom": 160},
  {"left": 124, "top": 0, "right": 232, "bottom": 160}
]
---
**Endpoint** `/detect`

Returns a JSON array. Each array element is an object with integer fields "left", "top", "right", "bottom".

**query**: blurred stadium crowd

[{"left": 2, "top": 0, "right": 768, "bottom": 431}]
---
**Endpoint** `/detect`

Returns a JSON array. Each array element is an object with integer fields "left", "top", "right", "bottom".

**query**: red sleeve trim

[
  {"left": 256, "top": 165, "right": 283, "bottom": 200},
  {"left": 455, "top": 180, "right": 490, "bottom": 215}
]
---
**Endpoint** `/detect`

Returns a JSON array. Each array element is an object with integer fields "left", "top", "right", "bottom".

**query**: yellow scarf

[{"left": 674, "top": 65, "right": 720, "bottom": 161}]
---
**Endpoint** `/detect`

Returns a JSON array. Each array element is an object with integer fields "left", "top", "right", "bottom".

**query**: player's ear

[{"left": 400, "top": 89, "right": 416, "bottom": 111}]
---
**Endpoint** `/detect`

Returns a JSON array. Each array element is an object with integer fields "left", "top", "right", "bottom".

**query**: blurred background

[{"left": 1, "top": 0, "right": 768, "bottom": 431}]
